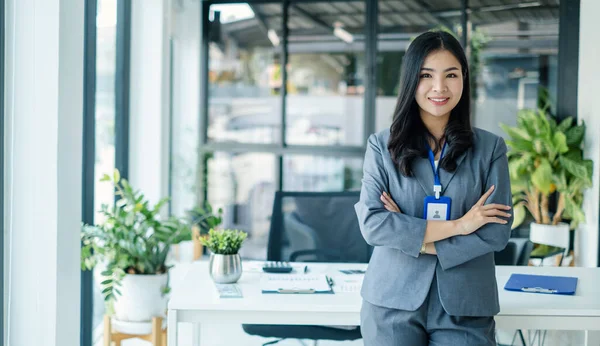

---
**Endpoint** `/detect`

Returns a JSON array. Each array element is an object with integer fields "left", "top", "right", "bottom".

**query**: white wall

[
  {"left": 129, "top": 0, "right": 171, "bottom": 208},
  {"left": 3, "top": 0, "right": 83, "bottom": 345},
  {"left": 576, "top": 0, "right": 600, "bottom": 267}
]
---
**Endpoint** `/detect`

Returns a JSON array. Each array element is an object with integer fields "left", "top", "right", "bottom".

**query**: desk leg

[
  {"left": 192, "top": 323, "right": 201, "bottom": 346},
  {"left": 168, "top": 310, "right": 178, "bottom": 346},
  {"left": 585, "top": 331, "right": 600, "bottom": 346}
]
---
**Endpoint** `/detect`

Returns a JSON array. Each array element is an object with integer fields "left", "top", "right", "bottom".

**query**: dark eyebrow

[{"left": 420, "top": 67, "right": 460, "bottom": 72}]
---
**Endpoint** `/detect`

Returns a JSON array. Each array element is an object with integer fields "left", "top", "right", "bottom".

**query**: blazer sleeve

[
  {"left": 354, "top": 134, "right": 428, "bottom": 258},
  {"left": 434, "top": 137, "right": 513, "bottom": 270}
]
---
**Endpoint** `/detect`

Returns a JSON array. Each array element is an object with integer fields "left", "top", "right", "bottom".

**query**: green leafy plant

[
  {"left": 81, "top": 169, "right": 189, "bottom": 306},
  {"left": 200, "top": 228, "right": 248, "bottom": 255},
  {"left": 185, "top": 201, "right": 223, "bottom": 239},
  {"left": 501, "top": 104, "right": 593, "bottom": 230}
]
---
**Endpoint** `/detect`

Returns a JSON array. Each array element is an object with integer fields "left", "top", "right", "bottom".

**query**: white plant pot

[
  {"left": 173, "top": 240, "right": 195, "bottom": 263},
  {"left": 529, "top": 222, "right": 570, "bottom": 250},
  {"left": 113, "top": 273, "right": 168, "bottom": 322}
]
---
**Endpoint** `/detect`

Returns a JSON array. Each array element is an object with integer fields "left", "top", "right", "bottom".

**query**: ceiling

[{"left": 214, "top": 0, "right": 560, "bottom": 51}]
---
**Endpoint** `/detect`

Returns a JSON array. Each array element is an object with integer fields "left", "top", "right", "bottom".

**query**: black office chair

[
  {"left": 242, "top": 191, "right": 371, "bottom": 346},
  {"left": 494, "top": 238, "right": 533, "bottom": 346},
  {"left": 494, "top": 238, "right": 533, "bottom": 266}
]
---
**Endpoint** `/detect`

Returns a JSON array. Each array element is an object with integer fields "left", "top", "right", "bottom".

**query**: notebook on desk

[
  {"left": 260, "top": 274, "right": 334, "bottom": 294},
  {"left": 504, "top": 273, "right": 578, "bottom": 295}
]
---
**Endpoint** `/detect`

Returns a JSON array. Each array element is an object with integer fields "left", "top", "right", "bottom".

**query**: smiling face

[{"left": 415, "top": 49, "right": 464, "bottom": 125}]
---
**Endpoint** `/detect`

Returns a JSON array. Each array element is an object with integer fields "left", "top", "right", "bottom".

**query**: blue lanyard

[{"left": 427, "top": 142, "right": 447, "bottom": 199}]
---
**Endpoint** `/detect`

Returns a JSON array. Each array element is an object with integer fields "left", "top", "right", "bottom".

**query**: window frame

[{"left": 80, "top": 0, "right": 132, "bottom": 344}]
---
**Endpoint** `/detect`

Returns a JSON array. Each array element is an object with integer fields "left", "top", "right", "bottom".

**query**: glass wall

[
  {"left": 171, "top": 1, "right": 367, "bottom": 260},
  {"left": 92, "top": 0, "right": 117, "bottom": 338},
  {"left": 283, "top": 156, "right": 363, "bottom": 192},
  {"left": 473, "top": 21, "right": 560, "bottom": 136},
  {"left": 170, "top": 0, "right": 563, "bottom": 260},
  {"left": 286, "top": 53, "right": 364, "bottom": 146},
  {"left": 208, "top": 4, "right": 282, "bottom": 144},
  {"left": 207, "top": 152, "right": 277, "bottom": 259}
]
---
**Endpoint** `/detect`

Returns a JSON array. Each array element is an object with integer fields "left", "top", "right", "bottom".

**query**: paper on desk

[
  {"left": 260, "top": 274, "right": 331, "bottom": 292},
  {"left": 332, "top": 275, "right": 364, "bottom": 293}
]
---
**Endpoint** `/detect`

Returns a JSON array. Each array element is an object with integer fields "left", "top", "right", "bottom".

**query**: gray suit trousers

[{"left": 361, "top": 275, "right": 496, "bottom": 346}]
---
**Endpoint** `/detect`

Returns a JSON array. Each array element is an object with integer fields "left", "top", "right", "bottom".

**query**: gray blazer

[{"left": 355, "top": 127, "right": 513, "bottom": 317}]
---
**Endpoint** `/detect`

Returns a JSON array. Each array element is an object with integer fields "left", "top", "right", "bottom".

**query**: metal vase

[{"left": 208, "top": 253, "right": 242, "bottom": 284}]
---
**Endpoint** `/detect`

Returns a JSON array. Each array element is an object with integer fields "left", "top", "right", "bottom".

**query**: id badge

[{"left": 423, "top": 196, "right": 452, "bottom": 220}]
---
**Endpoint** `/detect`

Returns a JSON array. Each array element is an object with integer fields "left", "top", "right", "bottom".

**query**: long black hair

[{"left": 388, "top": 31, "right": 473, "bottom": 177}]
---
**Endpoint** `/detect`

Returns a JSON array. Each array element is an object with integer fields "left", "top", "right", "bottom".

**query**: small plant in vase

[{"left": 200, "top": 228, "right": 248, "bottom": 284}]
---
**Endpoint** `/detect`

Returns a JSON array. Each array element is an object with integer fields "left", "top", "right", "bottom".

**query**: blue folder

[{"left": 504, "top": 273, "right": 578, "bottom": 295}]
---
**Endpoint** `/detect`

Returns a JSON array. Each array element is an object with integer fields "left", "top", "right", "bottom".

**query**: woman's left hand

[{"left": 380, "top": 191, "right": 401, "bottom": 213}]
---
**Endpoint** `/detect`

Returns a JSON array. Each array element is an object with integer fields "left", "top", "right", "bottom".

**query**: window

[
  {"left": 170, "top": 1, "right": 368, "bottom": 261},
  {"left": 283, "top": 155, "right": 362, "bottom": 192},
  {"left": 207, "top": 4, "right": 282, "bottom": 144},
  {"left": 92, "top": 0, "right": 117, "bottom": 338},
  {"left": 474, "top": 20, "right": 560, "bottom": 136},
  {"left": 286, "top": 53, "right": 364, "bottom": 146},
  {"left": 207, "top": 152, "right": 277, "bottom": 260}
]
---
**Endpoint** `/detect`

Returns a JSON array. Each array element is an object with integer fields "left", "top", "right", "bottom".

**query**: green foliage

[
  {"left": 185, "top": 201, "right": 224, "bottom": 238},
  {"left": 81, "top": 169, "right": 190, "bottom": 305},
  {"left": 200, "top": 228, "right": 248, "bottom": 255},
  {"left": 501, "top": 100, "right": 593, "bottom": 230}
]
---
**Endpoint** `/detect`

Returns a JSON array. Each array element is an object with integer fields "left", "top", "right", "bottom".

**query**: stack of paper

[{"left": 260, "top": 274, "right": 332, "bottom": 294}]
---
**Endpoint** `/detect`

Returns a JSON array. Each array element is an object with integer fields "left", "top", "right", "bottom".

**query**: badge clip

[{"left": 433, "top": 185, "right": 442, "bottom": 199}]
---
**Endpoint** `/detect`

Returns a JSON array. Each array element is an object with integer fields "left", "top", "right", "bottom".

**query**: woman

[{"left": 355, "top": 31, "right": 513, "bottom": 345}]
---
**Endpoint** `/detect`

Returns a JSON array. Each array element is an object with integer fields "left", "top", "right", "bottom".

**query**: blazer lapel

[
  {"left": 412, "top": 156, "right": 434, "bottom": 196},
  {"left": 411, "top": 144, "right": 470, "bottom": 197},
  {"left": 439, "top": 146, "right": 468, "bottom": 194}
]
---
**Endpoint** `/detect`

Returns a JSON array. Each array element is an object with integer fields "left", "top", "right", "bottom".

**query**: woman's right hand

[{"left": 456, "top": 185, "right": 511, "bottom": 236}]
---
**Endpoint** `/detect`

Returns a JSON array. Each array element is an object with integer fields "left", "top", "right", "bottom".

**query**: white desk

[{"left": 168, "top": 262, "right": 600, "bottom": 346}]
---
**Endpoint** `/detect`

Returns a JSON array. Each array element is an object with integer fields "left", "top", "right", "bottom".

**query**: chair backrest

[
  {"left": 494, "top": 238, "right": 533, "bottom": 266},
  {"left": 514, "top": 238, "right": 534, "bottom": 266},
  {"left": 266, "top": 191, "right": 372, "bottom": 263},
  {"left": 494, "top": 241, "right": 518, "bottom": 265}
]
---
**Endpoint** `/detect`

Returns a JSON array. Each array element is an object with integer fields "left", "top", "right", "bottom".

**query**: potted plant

[
  {"left": 171, "top": 202, "right": 223, "bottom": 262},
  {"left": 81, "top": 169, "right": 189, "bottom": 322},
  {"left": 188, "top": 202, "right": 224, "bottom": 259},
  {"left": 201, "top": 228, "right": 247, "bottom": 284},
  {"left": 501, "top": 104, "right": 593, "bottom": 258}
]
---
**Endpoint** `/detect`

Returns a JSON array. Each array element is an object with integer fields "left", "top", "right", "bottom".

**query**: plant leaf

[
  {"left": 552, "top": 132, "right": 568, "bottom": 154},
  {"left": 566, "top": 124, "right": 585, "bottom": 147},
  {"left": 500, "top": 123, "right": 531, "bottom": 142},
  {"left": 559, "top": 155, "right": 592, "bottom": 185},
  {"left": 531, "top": 159, "right": 553, "bottom": 194},
  {"left": 556, "top": 116, "right": 573, "bottom": 133},
  {"left": 511, "top": 204, "right": 527, "bottom": 230}
]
